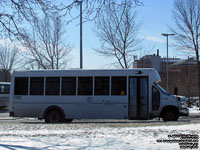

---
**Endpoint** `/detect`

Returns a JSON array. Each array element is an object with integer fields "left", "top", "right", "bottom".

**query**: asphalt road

[{"left": 0, "top": 108, "right": 199, "bottom": 128}]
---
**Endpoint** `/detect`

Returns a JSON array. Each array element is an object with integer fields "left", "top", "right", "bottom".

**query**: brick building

[
  {"left": 133, "top": 51, "right": 198, "bottom": 97},
  {"left": 133, "top": 50, "right": 180, "bottom": 72},
  {"left": 167, "top": 58, "right": 198, "bottom": 97},
  {"left": 0, "top": 69, "right": 11, "bottom": 82}
]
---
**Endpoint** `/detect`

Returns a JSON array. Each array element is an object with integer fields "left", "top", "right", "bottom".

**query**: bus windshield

[{"left": 155, "top": 84, "right": 170, "bottom": 95}]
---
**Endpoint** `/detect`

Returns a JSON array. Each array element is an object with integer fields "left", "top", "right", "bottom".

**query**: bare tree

[
  {"left": 0, "top": 0, "right": 143, "bottom": 39},
  {"left": 0, "top": 1, "right": 143, "bottom": 70},
  {"left": 170, "top": 0, "right": 200, "bottom": 109},
  {"left": 0, "top": 0, "right": 52, "bottom": 38},
  {"left": 94, "top": 0, "right": 142, "bottom": 68},
  {"left": 21, "top": 12, "right": 72, "bottom": 70},
  {"left": 0, "top": 42, "right": 19, "bottom": 81},
  {"left": 0, "top": 43, "right": 19, "bottom": 72},
  {"left": 56, "top": 0, "right": 143, "bottom": 24}
]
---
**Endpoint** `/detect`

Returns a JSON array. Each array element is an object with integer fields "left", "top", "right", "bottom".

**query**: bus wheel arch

[
  {"left": 160, "top": 106, "right": 179, "bottom": 121},
  {"left": 44, "top": 105, "right": 65, "bottom": 123}
]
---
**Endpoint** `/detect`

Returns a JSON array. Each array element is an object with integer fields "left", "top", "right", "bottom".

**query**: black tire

[
  {"left": 162, "top": 110, "right": 179, "bottom": 121},
  {"left": 65, "top": 119, "right": 73, "bottom": 123},
  {"left": 45, "top": 110, "right": 63, "bottom": 123}
]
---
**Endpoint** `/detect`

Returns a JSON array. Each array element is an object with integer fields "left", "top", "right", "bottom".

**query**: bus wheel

[
  {"left": 45, "top": 110, "right": 63, "bottom": 123},
  {"left": 162, "top": 110, "right": 179, "bottom": 121},
  {"left": 65, "top": 119, "right": 73, "bottom": 123}
]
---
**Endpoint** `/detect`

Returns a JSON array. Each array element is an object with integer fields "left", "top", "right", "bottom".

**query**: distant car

[
  {"left": 0, "top": 82, "right": 10, "bottom": 108},
  {"left": 179, "top": 107, "right": 189, "bottom": 116}
]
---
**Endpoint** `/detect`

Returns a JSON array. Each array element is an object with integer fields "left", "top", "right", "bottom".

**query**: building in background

[
  {"left": 168, "top": 58, "right": 198, "bottom": 98},
  {"left": 133, "top": 50, "right": 198, "bottom": 99},
  {"left": 133, "top": 50, "right": 180, "bottom": 72},
  {"left": 0, "top": 69, "right": 11, "bottom": 82}
]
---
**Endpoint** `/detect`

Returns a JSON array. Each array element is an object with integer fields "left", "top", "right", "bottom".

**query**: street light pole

[
  {"left": 75, "top": 0, "right": 83, "bottom": 69},
  {"left": 161, "top": 33, "right": 175, "bottom": 92}
]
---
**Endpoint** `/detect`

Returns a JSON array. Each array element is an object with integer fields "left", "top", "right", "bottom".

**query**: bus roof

[
  {"left": 12, "top": 68, "right": 161, "bottom": 83},
  {"left": 12, "top": 68, "right": 159, "bottom": 74},
  {"left": 0, "top": 82, "right": 11, "bottom": 85},
  {"left": 13, "top": 68, "right": 156, "bottom": 72}
]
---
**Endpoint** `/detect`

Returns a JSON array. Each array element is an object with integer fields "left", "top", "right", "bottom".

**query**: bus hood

[{"left": 175, "top": 95, "right": 188, "bottom": 102}]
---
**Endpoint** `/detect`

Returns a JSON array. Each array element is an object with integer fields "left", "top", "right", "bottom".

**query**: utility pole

[
  {"left": 161, "top": 33, "right": 175, "bottom": 92},
  {"left": 75, "top": 0, "right": 83, "bottom": 69}
]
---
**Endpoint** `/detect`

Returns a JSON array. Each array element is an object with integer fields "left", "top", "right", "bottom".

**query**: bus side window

[
  {"left": 46, "top": 77, "right": 60, "bottom": 95},
  {"left": 152, "top": 86, "right": 160, "bottom": 111},
  {"left": 111, "top": 76, "right": 127, "bottom": 95},
  {"left": 0, "top": 85, "right": 4, "bottom": 94},
  {"left": 62, "top": 77, "right": 76, "bottom": 95},
  {"left": 95, "top": 77, "right": 109, "bottom": 95},
  {"left": 14, "top": 77, "right": 28, "bottom": 95},
  {"left": 30, "top": 77, "right": 44, "bottom": 95},
  {"left": 78, "top": 77, "right": 93, "bottom": 95}
]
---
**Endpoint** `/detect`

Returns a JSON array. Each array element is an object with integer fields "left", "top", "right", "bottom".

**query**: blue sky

[{"left": 66, "top": 0, "right": 190, "bottom": 69}]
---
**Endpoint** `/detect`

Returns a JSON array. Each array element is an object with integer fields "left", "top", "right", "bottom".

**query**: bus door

[{"left": 129, "top": 77, "right": 148, "bottom": 120}]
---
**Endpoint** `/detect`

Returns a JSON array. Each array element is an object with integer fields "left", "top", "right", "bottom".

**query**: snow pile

[
  {"left": 0, "top": 124, "right": 199, "bottom": 150},
  {"left": 189, "top": 106, "right": 200, "bottom": 114}
]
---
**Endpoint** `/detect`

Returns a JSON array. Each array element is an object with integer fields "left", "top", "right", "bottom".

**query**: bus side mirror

[{"left": 174, "top": 87, "right": 178, "bottom": 95}]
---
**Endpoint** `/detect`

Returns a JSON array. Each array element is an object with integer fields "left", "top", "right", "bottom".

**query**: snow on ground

[
  {"left": 189, "top": 106, "right": 200, "bottom": 114},
  {"left": 0, "top": 124, "right": 199, "bottom": 150},
  {"left": 0, "top": 106, "right": 199, "bottom": 149}
]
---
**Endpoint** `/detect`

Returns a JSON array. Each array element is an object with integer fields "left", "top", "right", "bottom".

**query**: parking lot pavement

[
  {"left": 0, "top": 108, "right": 199, "bottom": 126},
  {"left": 0, "top": 108, "right": 9, "bottom": 117},
  {"left": 0, "top": 108, "right": 18, "bottom": 122}
]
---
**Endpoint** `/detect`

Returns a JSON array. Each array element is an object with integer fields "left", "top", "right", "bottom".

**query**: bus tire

[
  {"left": 162, "top": 109, "right": 179, "bottom": 121},
  {"left": 45, "top": 110, "right": 63, "bottom": 123},
  {"left": 65, "top": 119, "right": 73, "bottom": 123}
]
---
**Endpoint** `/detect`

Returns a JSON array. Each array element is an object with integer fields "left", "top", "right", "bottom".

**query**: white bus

[
  {"left": 9, "top": 69, "right": 181, "bottom": 123},
  {"left": 0, "top": 82, "right": 10, "bottom": 108}
]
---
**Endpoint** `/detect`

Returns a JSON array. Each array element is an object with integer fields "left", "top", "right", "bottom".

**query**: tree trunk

[
  {"left": 196, "top": 48, "right": 200, "bottom": 110},
  {"left": 198, "top": 62, "right": 200, "bottom": 110}
]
